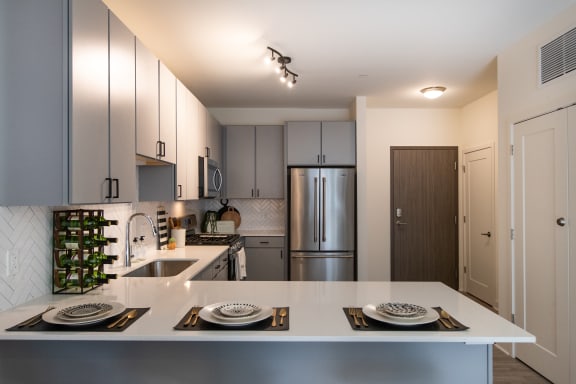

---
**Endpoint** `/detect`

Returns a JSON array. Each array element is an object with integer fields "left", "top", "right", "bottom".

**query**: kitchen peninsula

[{"left": 0, "top": 247, "right": 533, "bottom": 384}]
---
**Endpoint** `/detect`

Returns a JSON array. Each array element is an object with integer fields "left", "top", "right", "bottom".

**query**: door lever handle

[
  {"left": 481, "top": 232, "right": 491, "bottom": 237},
  {"left": 395, "top": 220, "right": 408, "bottom": 225}
]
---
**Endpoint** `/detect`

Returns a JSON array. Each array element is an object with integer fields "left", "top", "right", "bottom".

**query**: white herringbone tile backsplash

[{"left": 0, "top": 199, "right": 285, "bottom": 311}]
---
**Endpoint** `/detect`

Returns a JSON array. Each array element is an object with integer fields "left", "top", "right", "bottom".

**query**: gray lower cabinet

[
  {"left": 225, "top": 125, "right": 284, "bottom": 198},
  {"left": 192, "top": 251, "right": 229, "bottom": 281},
  {"left": 244, "top": 236, "right": 285, "bottom": 281}
]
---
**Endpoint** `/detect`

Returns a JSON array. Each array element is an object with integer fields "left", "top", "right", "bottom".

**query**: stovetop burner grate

[{"left": 185, "top": 233, "right": 240, "bottom": 246}]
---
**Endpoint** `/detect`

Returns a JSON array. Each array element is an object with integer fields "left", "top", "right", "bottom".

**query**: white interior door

[
  {"left": 463, "top": 146, "right": 497, "bottom": 307},
  {"left": 513, "top": 108, "right": 570, "bottom": 384}
]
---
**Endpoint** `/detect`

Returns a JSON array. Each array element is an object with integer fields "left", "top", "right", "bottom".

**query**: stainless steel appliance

[
  {"left": 198, "top": 156, "right": 222, "bottom": 198},
  {"left": 289, "top": 168, "right": 355, "bottom": 281},
  {"left": 185, "top": 233, "right": 244, "bottom": 280}
]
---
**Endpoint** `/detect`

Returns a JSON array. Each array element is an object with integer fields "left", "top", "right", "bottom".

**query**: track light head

[{"left": 266, "top": 46, "right": 299, "bottom": 88}]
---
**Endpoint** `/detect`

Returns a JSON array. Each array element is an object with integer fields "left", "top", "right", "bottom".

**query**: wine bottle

[
  {"left": 54, "top": 269, "right": 117, "bottom": 288},
  {"left": 59, "top": 215, "right": 118, "bottom": 230},
  {"left": 55, "top": 234, "right": 118, "bottom": 250},
  {"left": 55, "top": 251, "right": 118, "bottom": 268}
]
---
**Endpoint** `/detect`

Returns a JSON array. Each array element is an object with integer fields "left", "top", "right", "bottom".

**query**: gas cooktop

[{"left": 185, "top": 233, "right": 240, "bottom": 246}]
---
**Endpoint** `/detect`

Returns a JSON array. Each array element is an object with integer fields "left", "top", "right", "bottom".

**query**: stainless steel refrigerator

[{"left": 289, "top": 168, "right": 355, "bottom": 281}]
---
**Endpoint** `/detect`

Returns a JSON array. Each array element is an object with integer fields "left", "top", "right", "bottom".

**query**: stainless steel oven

[{"left": 198, "top": 156, "right": 222, "bottom": 198}]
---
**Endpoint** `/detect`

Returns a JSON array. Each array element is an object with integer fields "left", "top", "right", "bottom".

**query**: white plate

[
  {"left": 363, "top": 304, "right": 439, "bottom": 326},
  {"left": 216, "top": 303, "right": 261, "bottom": 318},
  {"left": 43, "top": 302, "right": 125, "bottom": 326},
  {"left": 199, "top": 302, "right": 273, "bottom": 326},
  {"left": 376, "top": 302, "right": 427, "bottom": 319},
  {"left": 57, "top": 302, "right": 113, "bottom": 319}
]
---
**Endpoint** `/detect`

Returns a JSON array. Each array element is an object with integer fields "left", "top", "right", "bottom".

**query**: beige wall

[
  {"left": 496, "top": 3, "right": 576, "bottom": 342},
  {"left": 359, "top": 107, "right": 461, "bottom": 281}
]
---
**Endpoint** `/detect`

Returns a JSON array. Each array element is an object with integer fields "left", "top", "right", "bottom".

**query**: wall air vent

[{"left": 540, "top": 26, "right": 576, "bottom": 84}]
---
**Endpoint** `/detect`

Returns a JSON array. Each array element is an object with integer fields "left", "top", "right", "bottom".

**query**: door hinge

[
  {"left": 454, "top": 216, "right": 458, "bottom": 225},
  {"left": 510, "top": 144, "right": 514, "bottom": 156},
  {"left": 463, "top": 266, "right": 467, "bottom": 274},
  {"left": 454, "top": 161, "right": 457, "bottom": 171},
  {"left": 462, "top": 165, "right": 466, "bottom": 173},
  {"left": 511, "top": 313, "right": 515, "bottom": 324},
  {"left": 463, "top": 215, "right": 466, "bottom": 223},
  {"left": 510, "top": 229, "right": 515, "bottom": 240}
]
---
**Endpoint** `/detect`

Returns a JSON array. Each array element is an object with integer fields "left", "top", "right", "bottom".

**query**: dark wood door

[{"left": 391, "top": 147, "right": 458, "bottom": 289}]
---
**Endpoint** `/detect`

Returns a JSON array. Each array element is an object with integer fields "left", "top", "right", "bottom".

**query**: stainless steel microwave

[{"left": 198, "top": 156, "right": 222, "bottom": 198}]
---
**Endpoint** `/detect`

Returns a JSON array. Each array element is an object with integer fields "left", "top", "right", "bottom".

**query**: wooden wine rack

[{"left": 52, "top": 209, "right": 116, "bottom": 294}]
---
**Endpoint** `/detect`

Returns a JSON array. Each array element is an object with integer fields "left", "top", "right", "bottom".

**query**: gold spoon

[
  {"left": 116, "top": 310, "right": 138, "bottom": 328},
  {"left": 271, "top": 308, "right": 277, "bottom": 327},
  {"left": 439, "top": 309, "right": 457, "bottom": 328},
  {"left": 279, "top": 308, "right": 287, "bottom": 326}
]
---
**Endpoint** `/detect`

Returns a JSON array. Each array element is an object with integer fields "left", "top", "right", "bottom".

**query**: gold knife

[
  {"left": 107, "top": 310, "right": 136, "bottom": 329},
  {"left": 271, "top": 308, "right": 277, "bottom": 327}
]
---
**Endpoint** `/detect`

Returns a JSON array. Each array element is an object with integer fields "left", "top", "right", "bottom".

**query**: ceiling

[{"left": 103, "top": 0, "right": 576, "bottom": 109}]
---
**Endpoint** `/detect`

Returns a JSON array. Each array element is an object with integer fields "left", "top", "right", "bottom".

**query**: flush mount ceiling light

[
  {"left": 420, "top": 86, "right": 446, "bottom": 99},
  {"left": 265, "top": 46, "right": 299, "bottom": 88}
]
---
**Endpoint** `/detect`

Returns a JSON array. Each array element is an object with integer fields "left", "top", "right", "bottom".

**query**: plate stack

[
  {"left": 199, "top": 302, "right": 273, "bottom": 326},
  {"left": 362, "top": 302, "right": 439, "bottom": 326},
  {"left": 42, "top": 302, "right": 125, "bottom": 326}
]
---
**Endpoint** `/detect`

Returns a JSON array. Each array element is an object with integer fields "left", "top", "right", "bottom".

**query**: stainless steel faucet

[{"left": 125, "top": 213, "right": 158, "bottom": 267}]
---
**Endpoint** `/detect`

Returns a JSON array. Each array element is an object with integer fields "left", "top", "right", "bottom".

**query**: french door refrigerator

[{"left": 289, "top": 168, "right": 355, "bottom": 281}]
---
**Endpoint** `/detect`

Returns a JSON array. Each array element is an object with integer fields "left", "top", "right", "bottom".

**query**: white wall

[
  {"left": 359, "top": 108, "right": 461, "bottom": 281},
  {"left": 497, "top": 4, "right": 576, "bottom": 330}
]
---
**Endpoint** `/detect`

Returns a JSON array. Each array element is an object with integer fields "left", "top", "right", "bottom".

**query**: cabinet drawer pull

[
  {"left": 105, "top": 178, "right": 113, "bottom": 199},
  {"left": 113, "top": 178, "right": 119, "bottom": 199}
]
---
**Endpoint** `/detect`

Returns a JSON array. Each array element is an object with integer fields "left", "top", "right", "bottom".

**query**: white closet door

[
  {"left": 463, "top": 146, "right": 496, "bottom": 308},
  {"left": 513, "top": 108, "right": 570, "bottom": 384}
]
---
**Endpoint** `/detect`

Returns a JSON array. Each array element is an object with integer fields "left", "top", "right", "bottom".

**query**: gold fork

[
  {"left": 355, "top": 308, "right": 369, "bottom": 327},
  {"left": 19, "top": 305, "right": 55, "bottom": 328},
  {"left": 184, "top": 307, "right": 199, "bottom": 327},
  {"left": 348, "top": 307, "right": 360, "bottom": 327}
]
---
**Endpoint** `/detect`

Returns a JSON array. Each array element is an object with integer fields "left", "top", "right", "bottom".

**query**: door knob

[
  {"left": 480, "top": 232, "right": 491, "bottom": 237},
  {"left": 395, "top": 220, "right": 408, "bottom": 225},
  {"left": 557, "top": 217, "right": 566, "bottom": 227}
]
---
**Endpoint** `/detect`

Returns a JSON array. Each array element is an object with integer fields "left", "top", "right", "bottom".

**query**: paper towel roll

[{"left": 172, "top": 228, "right": 186, "bottom": 248}]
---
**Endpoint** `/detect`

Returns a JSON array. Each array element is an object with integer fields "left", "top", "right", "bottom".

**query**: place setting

[
  {"left": 174, "top": 302, "right": 289, "bottom": 331},
  {"left": 6, "top": 302, "right": 149, "bottom": 332},
  {"left": 343, "top": 302, "right": 468, "bottom": 331}
]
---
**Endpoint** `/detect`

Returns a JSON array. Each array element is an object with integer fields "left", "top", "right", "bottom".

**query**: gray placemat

[
  {"left": 6, "top": 308, "right": 150, "bottom": 332},
  {"left": 343, "top": 307, "right": 468, "bottom": 331},
  {"left": 174, "top": 306, "right": 289, "bottom": 331}
]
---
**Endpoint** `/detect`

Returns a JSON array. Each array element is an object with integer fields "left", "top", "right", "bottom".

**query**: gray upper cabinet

[
  {"left": 69, "top": 6, "right": 137, "bottom": 204},
  {"left": 68, "top": 0, "right": 109, "bottom": 204},
  {"left": 286, "top": 121, "right": 356, "bottom": 166},
  {"left": 206, "top": 112, "right": 223, "bottom": 164},
  {"left": 135, "top": 38, "right": 159, "bottom": 161},
  {"left": 136, "top": 40, "right": 176, "bottom": 164},
  {"left": 158, "top": 62, "right": 177, "bottom": 164},
  {"left": 225, "top": 125, "right": 284, "bottom": 199},
  {"left": 1, "top": 0, "right": 69, "bottom": 205}
]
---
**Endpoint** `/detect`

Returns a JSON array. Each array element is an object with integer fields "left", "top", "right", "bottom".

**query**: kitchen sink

[{"left": 123, "top": 259, "right": 198, "bottom": 278}]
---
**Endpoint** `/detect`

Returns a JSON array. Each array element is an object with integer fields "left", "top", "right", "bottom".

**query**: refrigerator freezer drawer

[{"left": 290, "top": 253, "right": 354, "bottom": 281}]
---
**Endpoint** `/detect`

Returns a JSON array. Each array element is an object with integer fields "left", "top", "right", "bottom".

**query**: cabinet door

[
  {"left": 175, "top": 80, "right": 189, "bottom": 200},
  {"left": 225, "top": 126, "right": 256, "bottom": 198},
  {"left": 286, "top": 121, "right": 322, "bottom": 165},
  {"left": 159, "top": 62, "right": 177, "bottom": 164},
  {"left": 135, "top": 38, "right": 159, "bottom": 160},
  {"left": 245, "top": 247, "right": 285, "bottom": 281},
  {"left": 206, "top": 113, "right": 222, "bottom": 164},
  {"left": 186, "top": 91, "right": 201, "bottom": 200},
  {"left": 109, "top": 11, "right": 137, "bottom": 203},
  {"left": 321, "top": 121, "right": 356, "bottom": 165},
  {"left": 256, "top": 125, "right": 284, "bottom": 198},
  {"left": 68, "top": 0, "right": 109, "bottom": 204}
]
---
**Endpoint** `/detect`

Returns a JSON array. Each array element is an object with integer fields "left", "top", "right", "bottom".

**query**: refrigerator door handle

[
  {"left": 322, "top": 177, "right": 326, "bottom": 242},
  {"left": 314, "top": 177, "right": 318, "bottom": 243}
]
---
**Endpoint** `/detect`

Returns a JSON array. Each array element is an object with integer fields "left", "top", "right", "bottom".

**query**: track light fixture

[{"left": 265, "top": 46, "right": 299, "bottom": 88}]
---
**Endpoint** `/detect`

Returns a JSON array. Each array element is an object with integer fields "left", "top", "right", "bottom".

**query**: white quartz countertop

[{"left": 0, "top": 248, "right": 534, "bottom": 345}]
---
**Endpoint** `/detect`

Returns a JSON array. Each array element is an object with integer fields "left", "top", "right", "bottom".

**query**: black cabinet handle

[
  {"left": 113, "top": 178, "right": 119, "bottom": 198},
  {"left": 105, "top": 178, "right": 113, "bottom": 199},
  {"left": 177, "top": 184, "right": 182, "bottom": 198}
]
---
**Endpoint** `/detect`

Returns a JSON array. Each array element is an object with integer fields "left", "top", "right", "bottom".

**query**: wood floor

[{"left": 493, "top": 346, "right": 551, "bottom": 383}]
